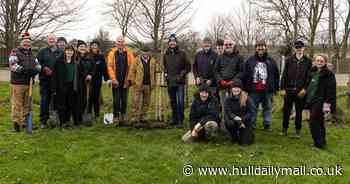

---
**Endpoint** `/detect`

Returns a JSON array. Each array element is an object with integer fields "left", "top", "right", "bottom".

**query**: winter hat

[
  {"left": 168, "top": 34, "right": 177, "bottom": 43},
  {"left": 231, "top": 79, "right": 243, "bottom": 89},
  {"left": 77, "top": 40, "right": 87, "bottom": 48},
  {"left": 198, "top": 83, "right": 210, "bottom": 93},
  {"left": 294, "top": 40, "right": 305, "bottom": 49},
  {"left": 57, "top": 37, "right": 67, "bottom": 44},
  {"left": 90, "top": 40, "right": 100, "bottom": 47},
  {"left": 21, "top": 32, "right": 31, "bottom": 41}
]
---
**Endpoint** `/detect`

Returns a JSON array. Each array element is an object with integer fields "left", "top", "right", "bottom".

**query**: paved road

[{"left": 0, "top": 68, "right": 349, "bottom": 86}]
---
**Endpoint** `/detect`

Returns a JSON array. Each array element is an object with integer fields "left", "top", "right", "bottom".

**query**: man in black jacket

[
  {"left": 37, "top": 34, "right": 63, "bottom": 128},
  {"left": 242, "top": 39, "right": 280, "bottom": 131},
  {"left": 214, "top": 39, "right": 244, "bottom": 123},
  {"left": 280, "top": 41, "right": 312, "bottom": 138},
  {"left": 182, "top": 84, "right": 219, "bottom": 143},
  {"left": 193, "top": 37, "right": 218, "bottom": 96},
  {"left": 163, "top": 34, "right": 191, "bottom": 128}
]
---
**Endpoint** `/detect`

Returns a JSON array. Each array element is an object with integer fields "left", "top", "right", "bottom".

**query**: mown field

[{"left": 0, "top": 82, "right": 349, "bottom": 184}]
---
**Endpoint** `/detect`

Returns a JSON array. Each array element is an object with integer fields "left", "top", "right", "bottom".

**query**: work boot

[{"left": 12, "top": 122, "right": 20, "bottom": 133}]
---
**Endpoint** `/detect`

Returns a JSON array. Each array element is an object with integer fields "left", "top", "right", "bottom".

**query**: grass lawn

[{"left": 0, "top": 82, "right": 349, "bottom": 184}]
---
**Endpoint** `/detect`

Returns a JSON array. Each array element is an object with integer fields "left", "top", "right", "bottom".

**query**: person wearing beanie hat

[
  {"left": 280, "top": 40, "right": 312, "bottom": 138},
  {"left": 87, "top": 39, "right": 109, "bottom": 120},
  {"left": 128, "top": 45, "right": 157, "bottom": 128},
  {"left": 305, "top": 54, "right": 336, "bottom": 149},
  {"left": 76, "top": 39, "right": 94, "bottom": 126},
  {"left": 163, "top": 33, "right": 191, "bottom": 128},
  {"left": 223, "top": 79, "right": 255, "bottom": 145},
  {"left": 106, "top": 36, "right": 135, "bottom": 125},
  {"left": 242, "top": 38, "right": 280, "bottom": 131},
  {"left": 182, "top": 83, "right": 219, "bottom": 143},
  {"left": 9, "top": 31, "right": 41, "bottom": 132},
  {"left": 193, "top": 37, "right": 218, "bottom": 99},
  {"left": 37, "top": 34, "right": 64, "bottom": 128},
  {"left": 56, "top": 37, "right": 67, "bottom": 49}
]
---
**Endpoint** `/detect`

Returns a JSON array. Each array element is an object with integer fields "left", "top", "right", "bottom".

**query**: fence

[{"left": 0, "top": 48, "right": 8, "bottom": 66}]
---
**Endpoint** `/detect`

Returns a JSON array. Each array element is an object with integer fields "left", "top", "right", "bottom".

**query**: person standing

[
  {"left": 56, "top": 37, "right": 67, "bottom": 50},
  {"left": 182, "top": 83, "right": 219, "bottom": 143},
  {"left": 306, "top": 54, "right": 336, "bottom": 149},
  {"left": 242, "top": 39, "right": 280, "bottom": 131},
  {"left": 216, "top": 39, "right": 225, "bottom": 56},
  {"left": 87, "top": 40, "right": 109, "bottom": 119},
  {"left": 52, "top": 45, "right": 82, "bottom": 128},
  {"left": 214, "top": 39, "right": 244, "bottom": 122},
  {"left": 76, "top": 40, "right": 94, "bottom": 125},
  {"left": 280, "top": 41, "right": 312, "bottom": 137},
  {"left": 9, "top": 32, "right": 41, "bottom": 132},
  {"left": 163, "top": 34, "right": 191, "bottom": 128},
  {"left": 129, "top": 46, "right": 157, "bottom": 128},
  {"left": 106, "top": 36, "right": 135, "bottom": 125},
  {"left": 37, "top": 34, "right": 63, "bottom": 128},
  {"left": 193, "top": 37, "right": 218, "bottom": 97},
  {"left": 224, "top": 79, "right": 255, "bottom": 145}
]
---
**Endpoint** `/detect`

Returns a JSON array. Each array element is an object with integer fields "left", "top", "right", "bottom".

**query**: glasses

[{"left": 224, "top": 44, "right": 233, "bottom": 46}]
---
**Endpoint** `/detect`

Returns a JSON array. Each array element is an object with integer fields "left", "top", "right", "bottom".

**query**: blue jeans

[
  {"left": 168, "top": 85, "right": 185, "bottom": 125},
  {"left": 39, "top": 79, "right": 52, "bottom": 124},
  {"left": 249, "top": 92, "right": 273, "bottom": 128}
]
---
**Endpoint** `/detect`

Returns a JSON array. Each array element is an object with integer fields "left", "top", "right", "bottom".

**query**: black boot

[{"left": 12, "top": 123, "right": 20, "bottom": 133}]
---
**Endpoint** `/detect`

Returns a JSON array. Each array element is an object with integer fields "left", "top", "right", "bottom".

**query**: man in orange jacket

[{"left": 106, "top": 36, "right": 135, "bottom": 125}]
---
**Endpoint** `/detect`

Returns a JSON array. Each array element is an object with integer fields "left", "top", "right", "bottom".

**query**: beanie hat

[{"left": 77, "top": 40, "right": 87, "bottom": 48}]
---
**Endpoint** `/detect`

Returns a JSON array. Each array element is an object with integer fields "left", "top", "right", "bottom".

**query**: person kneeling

[
  {"left": 224, "top": 79, "right": 255, "bottom": 145},
  {"left": 182, "top": 84, "right": 219, "bottom": 143}
]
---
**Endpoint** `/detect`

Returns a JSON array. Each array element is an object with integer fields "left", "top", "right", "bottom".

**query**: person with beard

[
  {"left": 224, "top": 79, "right": 255, "bottom": 145},
  {"left": 106, "top": 36, "right": 135, "bottom": 125},
  {"left": 37, "top": 34, "right": 63, "bottom": 128},
  {"left": 182, "top": 83, "right": 219, "bottom": 143},
  {"left": 9, "top": 32, "right": 41, "bottom": 132},
  {"left": 163, "top": 34, "right": 191, "bottom": 128},
  {"left": 306, "top": 54, "right": 336, "bottom": 149},
  {"left": 76, "top": 40, "right": 94, "bottom": 125},
  {"left": 87, "top": 40, "right": 109, "bottom": 119},
  {"left": 280, "top": 41, "right": 312, "bottom": 138},
  {"left": 214, "top": 39, "right": 244, "bottom": 124},
  {"left": 242, "top": 39, "right": 280, "bottom": 131},
  {"left": 52, "top": 45, "right": 82, "bottom": 129},
  {"left": 193, "top": 37, "right": 218, "bottom": 97}
]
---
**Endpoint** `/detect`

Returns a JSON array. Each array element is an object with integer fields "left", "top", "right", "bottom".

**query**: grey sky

[{"left": 63, "top": 0, "right": 242, "bottom": 41}]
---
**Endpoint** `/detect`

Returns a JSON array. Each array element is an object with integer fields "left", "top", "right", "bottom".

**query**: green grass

[{"left": 0, "top": 82, "right": 349, "bottom": 184}]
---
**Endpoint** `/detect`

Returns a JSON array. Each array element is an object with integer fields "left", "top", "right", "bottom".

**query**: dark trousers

[
  {"left": 58, "top": 83, "right": 80, "bottom": 126},
  {"left": 225, "top": 119, "right": 254, "bottom": 145},
  {"left": 309, "top": 102, "right": 326, "bottom": 148},
  {"left": 112, "top": 87, "right": 128, "bottom": 117},
  {"left": 39, "top": 79, "right": 52, "bottom": 124},
  {"left": 88, "top": 84, "right": 101, "bottom": 117},
  {"left": 167, "top": 85, "right": 185, "bottom": 124},
  {"left": 282, "top": 92, "right": 305, "bottom": 130}
]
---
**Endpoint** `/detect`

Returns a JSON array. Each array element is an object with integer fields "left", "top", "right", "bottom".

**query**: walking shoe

[
  {"left": 279, "top": 128, "right": 288, "bottom": 136},
  {"left": 292, "top": 130, "right": 301, "bottom": 139},
  {"left": 12, "top": 123, "right": 20, "bottom": 133},
  {"left": 263, "top": 125, "right": 272, "bottom": 132}
]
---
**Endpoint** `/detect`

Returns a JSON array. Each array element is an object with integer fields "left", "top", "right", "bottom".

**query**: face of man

[
  {"left": 256, "top": 44, "right": 266, "bottom": 56},
  {"left": 202, "top": 41, "right": 211, "bottom": 53},
  {"left": 224, "top": 40, "right": 234, "bottom": 53},
  {"left": 295, "top": 47, "right": 304, "bottom": 56},
  {"left": 47, "top": 34, "right": 57, "bottom": 47},
  {"left": 21, "top": 39, "right": 31, "bottom": 49},
  {"left": 90, "top": 43, "right": 100, "bottom": 54},
  {"left": 57, "top": 40, "right": 66, "bottom": 49},
  {"left": 169, "top": 38, "right": 177, "bottom": 49},
  {"left": 78, "top": 44, "right": 87, "bottom": 54},
  {"left": 216, "top": 45, "right": 224, "bottom": 55},
  {"left": 199, "top": 91, "right": 209, "bottom": 101},
  {"left": 116, "top": 36, "right": 125, "bottom": 50},
  {"left": 315, "top": 56, "right": 326, "bottom": 69}
]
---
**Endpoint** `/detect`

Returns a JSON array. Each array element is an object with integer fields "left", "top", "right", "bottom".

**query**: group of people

[{"left": 8, "top": 31, "right": 336, "bottom": 149}]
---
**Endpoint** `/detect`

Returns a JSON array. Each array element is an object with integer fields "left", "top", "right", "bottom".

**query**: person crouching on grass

[
  {"left": 305, "top": 54, "right": 336, "bottom": 149},
  {"left": 52, "top": 45, "right": 82, "bottom": 129},
  {"left": 224, "top": 79, "right": 255, "bottom": 145},
  {"left": 129, "top": 46, "right": 157, "bottom": 128},
  {"left": 182, "top": 83, "right": 220, "bottom": 143}
]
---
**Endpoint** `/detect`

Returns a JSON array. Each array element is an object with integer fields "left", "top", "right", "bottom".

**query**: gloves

[
  {"left": 279, "top": 90, "right": 286, "bottom": 96},
  {"left": 323, "top": 103, "right": 331, "bottom": 113},
  {"left": 219, "top": 80, "right": 232, "bottom": 88},
  {"left": 42, "top": 67, "right": 53, "bottom": 76},
  {"left": 85, "top": 74, "right": 92, "bottom": 81},
  {"left": 298, "top": 89, "right": 306, "bottom": 98},
  {"left": 195, "top": 77, "right": 201, "bottom": 85},
  {"left": 112, "top": 80, "right": 119, "bottom": 88},
  {"left": 234, "top": 116, "right": 242, "bottom": 121},
  {"left": 107, "top": 80, "right": 112, "bottom": 87}
]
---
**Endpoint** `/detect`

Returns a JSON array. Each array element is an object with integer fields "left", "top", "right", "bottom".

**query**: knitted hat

[
  {"left": 198, "top": 83, "right": 210, "bottom": 93},
  {"left": 21, "top": 32, "right": 31, "bottom": 41},
  {"left": 294, "top": 40, "right": 305, "bottom": 48},
  {"left": 168, "top": 34, "right": 177, "bottom": 43},
  {"left": 77, "top": 40, "right": 87, "bottom": 48},
  {"left": 231, "top": 79, "right": 243, "bottom": 89},
  {"left": 90, "top": 40, "right": 100, "bottom": 47}
]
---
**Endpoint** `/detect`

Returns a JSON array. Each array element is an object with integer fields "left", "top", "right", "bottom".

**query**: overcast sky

[{"left": 62, "top": 0, "right": 242, "bottom": 41}]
